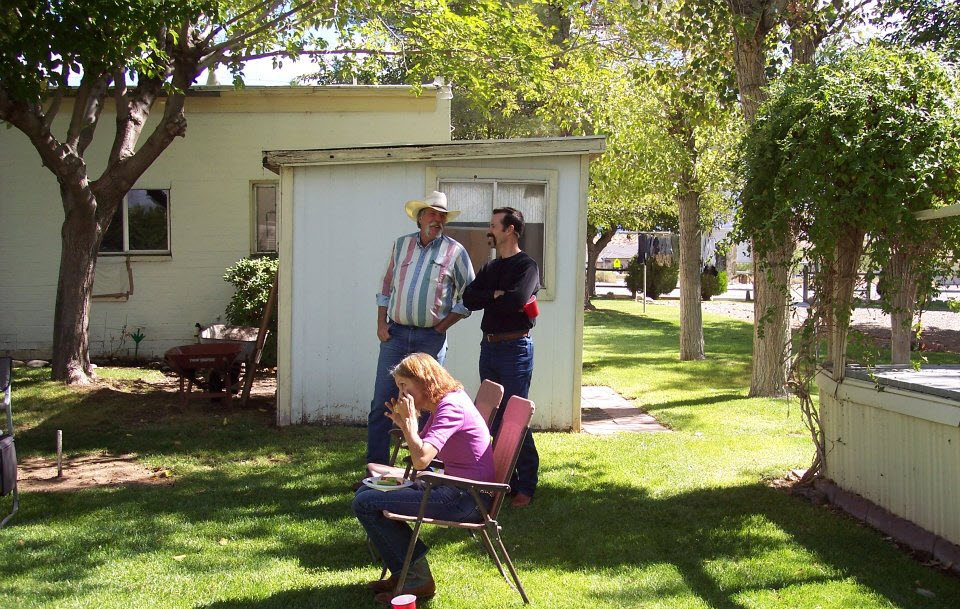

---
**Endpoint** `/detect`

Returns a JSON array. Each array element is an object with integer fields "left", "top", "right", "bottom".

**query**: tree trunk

[
  {"left": 728, "top": 3, "right": 797, "bottom": 396},
  {"left": 675, "top": 120, "right": 704, "bottom": 361},
  {"left": 749, "top": 232, "right": 793, "bottom": 397},
  {"left": 827, "top": 228, "right": 866, "bottom": 380},
  {"left": 585, "top": 224, "right": 616, "bottom": 304},
  {"left": 729, "top": 14, "right": 769, "bottom": 125},
  {"left": 888, "top": 248, "right": 919, "bottom": 365},
  {"left": 51, "top": 189, "right": 104, "bottom": 384}
]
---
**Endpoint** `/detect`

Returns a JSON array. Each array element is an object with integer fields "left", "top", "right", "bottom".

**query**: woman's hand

[
  {"left": 385, "top": 393, "right": 438, "bottom": 469},
  {"left": 385, "top": 393, "right": 419, "bottom": 437}
]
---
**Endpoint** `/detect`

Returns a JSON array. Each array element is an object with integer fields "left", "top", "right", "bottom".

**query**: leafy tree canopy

[
  {"left": 0, "top": 0, "right": 558, "bottom": 384},
  {"left": 737, "top": 42, "right": 960, "bottom": 279},
  {"left": 880, "top": 0, "right": 960, "bottom": 60}
]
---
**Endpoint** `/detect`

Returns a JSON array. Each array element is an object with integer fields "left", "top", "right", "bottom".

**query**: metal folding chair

[
  {"left": 373, "top": 380, "right": 505, "bottom": 576},
  {"left": 1, "top": 357, "right": 19, "bottom": 529},
  {"left": 383, "top": 395, "right": 535, "bottom": 603}
]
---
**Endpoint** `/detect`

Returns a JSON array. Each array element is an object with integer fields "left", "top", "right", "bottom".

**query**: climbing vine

[{"left": 735, "top": 43, "right": 960, "bottom": 480}]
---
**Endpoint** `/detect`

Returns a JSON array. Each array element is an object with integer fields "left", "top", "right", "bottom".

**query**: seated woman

[{"left": 353, "top": 352, "right": 494, "bottom": 604}]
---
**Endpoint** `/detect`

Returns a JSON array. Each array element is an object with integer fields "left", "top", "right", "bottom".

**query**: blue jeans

[
  {"left": 479, "top": 336, "right": 538, "bottom": 496},
  {"left": 353, "top": 483, "right": 485, "bottom": 574},
  {"left": 367, "top": 322, "right": 448, "bottom": 464}
]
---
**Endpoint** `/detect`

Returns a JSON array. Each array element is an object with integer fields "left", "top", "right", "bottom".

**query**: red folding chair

[
  {"left": 382, "top": 395, "right": 535, "bottom": 603},
  {"left": 473, "top": 379, "right": 505, "bottom": 429}
]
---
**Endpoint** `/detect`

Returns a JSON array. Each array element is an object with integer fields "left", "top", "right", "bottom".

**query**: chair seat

[{"left": 382, "top": 510, "right": 492, "bottom": 530}]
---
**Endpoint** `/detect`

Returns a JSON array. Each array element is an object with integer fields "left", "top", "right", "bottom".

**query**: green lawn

[{"left": 2, "top": 301, "right": 959, "bottom": 608}]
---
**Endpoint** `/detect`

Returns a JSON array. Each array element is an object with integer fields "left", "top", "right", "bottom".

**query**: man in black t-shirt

[{"left": 463, "top": 207, "right": 540, "bottom": 507}]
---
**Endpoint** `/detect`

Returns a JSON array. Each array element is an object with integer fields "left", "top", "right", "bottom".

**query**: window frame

[
  {"left": 426, "top": 166, "right": 558, "bottom": 300},
  {"left": 98, "top": 188, "right": 171, "bottom": 256},
  {"left": 250, "top": 180, "right": 279, "bottom": 254}
]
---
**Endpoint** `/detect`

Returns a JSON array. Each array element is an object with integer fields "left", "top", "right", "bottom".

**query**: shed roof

[{"left": 262, "top": 135, "right": 606, "bottom": 173}]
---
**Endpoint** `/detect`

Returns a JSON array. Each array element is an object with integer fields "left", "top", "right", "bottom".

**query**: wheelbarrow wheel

[{"left": 207, "top": 369, "right": 227, "bottom": 403}]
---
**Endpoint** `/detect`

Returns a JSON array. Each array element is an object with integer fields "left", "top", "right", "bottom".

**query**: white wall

[
  {"left": 0, "top": 87, "right": 450, "bottom": 359},
  {"left": 283, "top": 155, "right": 585, "bottom": 430}
]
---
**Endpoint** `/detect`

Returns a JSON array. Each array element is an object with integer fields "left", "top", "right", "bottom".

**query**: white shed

[{"left": 264, "top": 136, "right": 605, "bottom": 431}]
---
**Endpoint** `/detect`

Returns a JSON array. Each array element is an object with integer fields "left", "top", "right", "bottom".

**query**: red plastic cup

[
  {"left": 391, "top": 594, "right": 417, "bottom": 609},
  {"left": 523, "top": 295, "right": 539, "bottom": 319}
]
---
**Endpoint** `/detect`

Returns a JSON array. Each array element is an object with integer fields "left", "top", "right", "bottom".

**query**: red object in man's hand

[{"left": 522, "top": 295, "right": 539, "bottom": 319}]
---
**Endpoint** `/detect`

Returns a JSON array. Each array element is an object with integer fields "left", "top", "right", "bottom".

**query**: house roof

[
  {"left": 599, "top": 242, "right": 638, "bottom": 260},
  {"left": 262, "top": 136, "right": 606, "bottom": 173},
  {"left": 917, "top": 203, "right": 960, "bottom": 220}
]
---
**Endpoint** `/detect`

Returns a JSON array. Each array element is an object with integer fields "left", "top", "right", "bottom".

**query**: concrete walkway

[{"left": 581, "top": 386, "right": 670, "bottom": 435}]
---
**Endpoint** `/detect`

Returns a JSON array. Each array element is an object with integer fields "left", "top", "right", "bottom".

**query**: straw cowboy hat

[{"left": 404, "top": 191, "right": 461, "bottom": 222}]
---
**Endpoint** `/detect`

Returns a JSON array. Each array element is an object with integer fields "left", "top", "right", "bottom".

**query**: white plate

[{"left": 361, "top": 476, "right": 414, "bottom": 492}]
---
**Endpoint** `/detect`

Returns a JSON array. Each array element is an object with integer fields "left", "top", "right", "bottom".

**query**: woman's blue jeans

[{"left": 353, "top": 483, "right": 484, "bottom": 574}]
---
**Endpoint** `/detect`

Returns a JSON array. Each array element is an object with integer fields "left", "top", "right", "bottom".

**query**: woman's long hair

[{"left": 391, "top": 352, "right": 463, "bottom": 406}]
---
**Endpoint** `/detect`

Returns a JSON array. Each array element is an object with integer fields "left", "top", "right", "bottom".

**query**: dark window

[
  {"left": 100, "top": 189, "right": 169, "bottom": 254},
  {"left": 254, "top": 183, "right": 278, "bottom": 253}
]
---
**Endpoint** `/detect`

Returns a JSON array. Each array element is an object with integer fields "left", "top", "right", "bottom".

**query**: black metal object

[
  {"left": 0, "top": 356, "right": 19, "bottom": 528},
  {"left": 636, "top": 232, "right": 679, "bottom": 263}
]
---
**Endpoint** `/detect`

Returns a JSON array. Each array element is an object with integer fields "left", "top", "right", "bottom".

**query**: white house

[
  {"left": 263, "top": 136, "right": 605, "bottom": 431},
  {"left": 0, "top": 85, "right": 452, "bottom": 360}
]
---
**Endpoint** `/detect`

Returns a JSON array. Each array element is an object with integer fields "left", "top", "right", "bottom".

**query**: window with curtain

[
  {"left": 253, "top": 183, "right": 278, "bottom": 253},
  {"left": 440, "top": 179, "right": 546, "bottom": 287}
]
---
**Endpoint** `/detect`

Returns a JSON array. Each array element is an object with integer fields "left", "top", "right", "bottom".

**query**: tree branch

[
  {"left": 206, "top": 1, "right": 330, "bottom": 59},
  {"left": 0, "top": 86, "right": 90, "bottom": 201},
  {"left": 66, "top": 72, "right": 110, "bottom": 153},
  {"left": 43, "top": 64, "right": 70, "bottom": 130},
  {"left": 76, "top": 75, "right": 110, "bottom": 157},
  {"left": 66, "top": 75, "right": 95, "bottom": 150},
  {"left": 829, "top": 0, "right": 870, "bottom": 36},
  {"left": 97, "top": 36, "right": 202, "bottom": 205},
  {"left": 203, "top": 0, "right": 280, "bottom": 46}
]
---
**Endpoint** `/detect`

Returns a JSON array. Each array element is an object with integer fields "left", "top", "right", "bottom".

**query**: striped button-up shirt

[{"left": 377, "top": 232, "right": 475, "bottom": 328}]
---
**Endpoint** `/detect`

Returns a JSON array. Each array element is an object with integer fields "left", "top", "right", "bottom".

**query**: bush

[
  {"left": 625, "top": 255, "right": 679, "bottom": 299},
  {"left": 223, "top": 254, "right": 278, "bottom": 366},
  {"left": 701, "top": 269, "right": 728, "bottom": 300}
]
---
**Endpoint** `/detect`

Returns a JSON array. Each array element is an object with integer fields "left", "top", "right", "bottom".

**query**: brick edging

[{"left": 814, "top": 478, "right": 960, "bottom": 576}]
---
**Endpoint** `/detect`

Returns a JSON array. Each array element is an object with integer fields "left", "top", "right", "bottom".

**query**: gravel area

[{"left": 663, "top": 300, "right": 960, "bottom": 353}]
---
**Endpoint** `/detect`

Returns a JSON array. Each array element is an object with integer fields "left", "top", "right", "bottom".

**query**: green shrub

[
  {"left": 625, "top": 255, "right": 679, "bottom": 299},
  {"left": 701, "top": 269, "right": 728, "bottom": 300},
  {"left": 223, "top": 254, "right": 278, "bottom": 366}
]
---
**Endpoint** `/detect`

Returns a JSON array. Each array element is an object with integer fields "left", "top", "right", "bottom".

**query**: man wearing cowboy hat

[{"left": 367, "top": 191, "right": 475, "bottom": 466}]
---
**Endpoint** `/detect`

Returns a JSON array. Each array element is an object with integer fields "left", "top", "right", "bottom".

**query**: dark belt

[{"left": 483, "top": 330, "right": 529, "bottom": 343}]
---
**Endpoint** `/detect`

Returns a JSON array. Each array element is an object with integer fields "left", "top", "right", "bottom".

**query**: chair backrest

[
  {"left": 489, "top": 395, "right": 535, "bottom": 517},
  {"left": 473, "top": 379, "right": 504, "bottom": 429},
  {"left": 1, "top": 357, "right": 11, "bottom": 436}
]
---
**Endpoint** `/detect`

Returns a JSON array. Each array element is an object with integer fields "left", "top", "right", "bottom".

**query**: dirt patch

[
  {"left": 146, "top": 369, "right": 278, "bottom": 402},
  {"left": 17, "top": 454, "right": 173, "bottom": 493}
]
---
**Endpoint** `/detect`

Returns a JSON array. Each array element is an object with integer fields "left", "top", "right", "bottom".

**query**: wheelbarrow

[
  {"left": 164, "top": 343, "right": 242, "bottom": 406},
  {"left": 197, "top": 324, "right": 268, "bottom": 396}
]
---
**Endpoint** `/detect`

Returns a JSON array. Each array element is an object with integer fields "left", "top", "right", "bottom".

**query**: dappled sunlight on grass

[{"left": 2, "top": 326, "right": 960, "bottom": 607}]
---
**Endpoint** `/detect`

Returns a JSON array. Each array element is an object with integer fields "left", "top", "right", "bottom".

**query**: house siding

[
  {"left": 0, "top": 86, "right": 450, "bottom": 359},
  {"left": 817, "top": 372, "right": 960, "bottom": 545}
]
